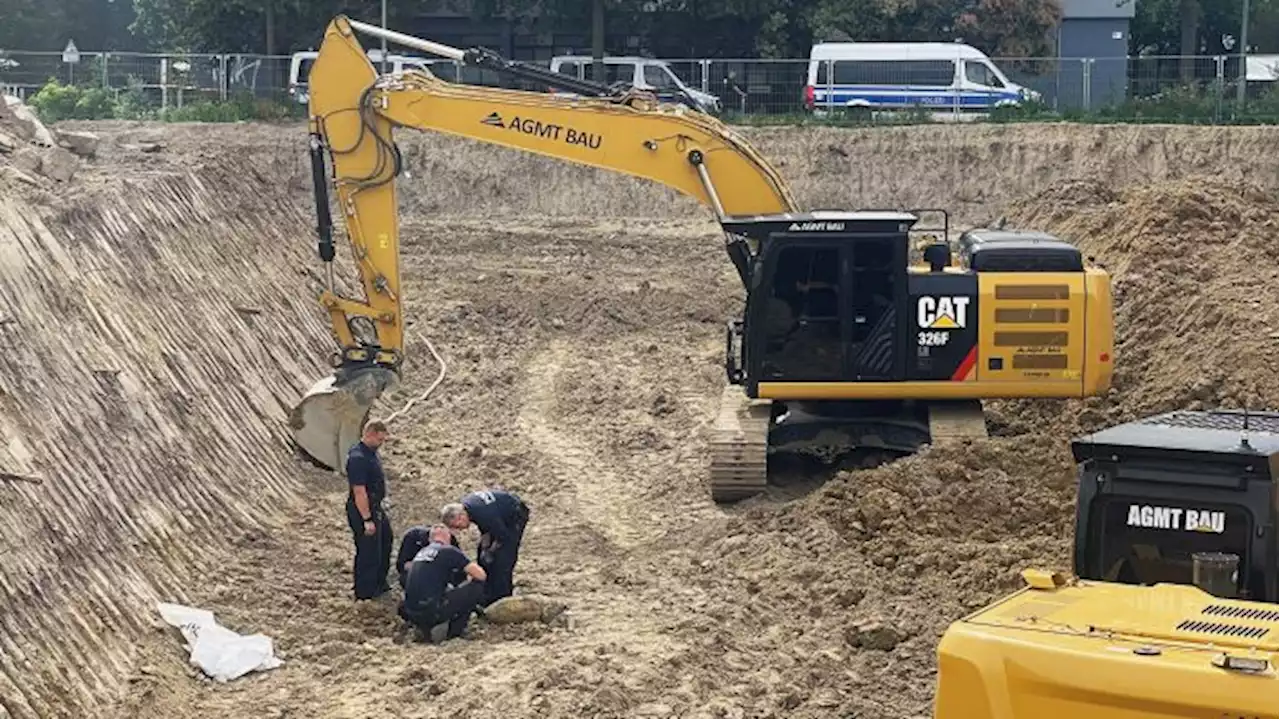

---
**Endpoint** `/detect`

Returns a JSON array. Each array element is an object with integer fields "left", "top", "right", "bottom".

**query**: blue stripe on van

[{"left": 812, "top": 86, "right": 1023, "bottom": 109}]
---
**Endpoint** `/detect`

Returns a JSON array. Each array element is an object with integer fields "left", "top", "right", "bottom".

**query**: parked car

[
  {"left": 549, "top": 55, "right": 722, "bottom": 114},
  {"left": 288, "top": 50, "right": 460, "bottom": 104}
]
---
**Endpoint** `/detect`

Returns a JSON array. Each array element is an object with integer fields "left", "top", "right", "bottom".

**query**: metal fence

[
  {"left": 0, "top": 50, "right": 1273, "bottom": 123},
  {"left": 0, "top": 51, "right": 294, "bottom": 108}
]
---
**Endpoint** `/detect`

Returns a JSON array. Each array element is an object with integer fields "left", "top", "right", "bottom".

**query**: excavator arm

[{"left": 290, "top": 15, "right": 798, "bottom": 469}]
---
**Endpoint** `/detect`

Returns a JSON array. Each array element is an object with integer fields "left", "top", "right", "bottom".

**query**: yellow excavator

[{"left": 287, "top": 15, "right": 1115, "bottom": 503}]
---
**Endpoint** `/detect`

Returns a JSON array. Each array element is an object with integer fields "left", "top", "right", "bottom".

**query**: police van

[{"left": 803, "top": 41, "right": 1039, "bottom": 117}]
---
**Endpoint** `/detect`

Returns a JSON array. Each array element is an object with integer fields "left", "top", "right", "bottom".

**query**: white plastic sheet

[{"left": 156, "top": 602, "right": 284, "bottom": 682}]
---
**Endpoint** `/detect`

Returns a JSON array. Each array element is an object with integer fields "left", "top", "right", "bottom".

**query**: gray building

[{"left": 1054, "top": 0, "right": 1135, "bottom": 109}]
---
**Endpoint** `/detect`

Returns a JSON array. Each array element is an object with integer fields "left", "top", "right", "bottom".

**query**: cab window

[
  {"left": 1093, "top": 496, "right": 1256, "bottom": 598},
  {"left": 643, "top": 64, "right": 677, "bottom": 89},
  {"left": 964, "top": 61, "right": 1005, "bottom": 88},
  {"left": 556, "top": 61, "right": 584, "bottom": 79},
  {"left": 758, "top": 245, "right": 843, "bottom": 381}
]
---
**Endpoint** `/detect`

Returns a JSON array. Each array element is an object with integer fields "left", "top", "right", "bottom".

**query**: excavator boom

[{"left": 288, "top": 15, "right": 798, "bottom": 469}]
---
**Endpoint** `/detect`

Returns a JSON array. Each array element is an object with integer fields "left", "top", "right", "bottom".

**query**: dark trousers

[
  {"left": 480, "top": 505, "right": 529, "bottom": 605},
  {"left": 346, "top": 497, "right": 392, "bottom": 600},
  {"left": 399, "top": 582, "right": 485, "bottom": 639}
]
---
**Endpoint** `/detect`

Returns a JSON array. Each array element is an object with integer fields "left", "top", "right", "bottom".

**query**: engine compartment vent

[
  {"left": 1176, "top": 619, "right": 1271, "bottom": 640},
  {"left": 1203, "top": 604, "right": 1280, "bottom": 622},
  {"left": 1137, "top": 410, "right": 1280, "bottom": 434}
]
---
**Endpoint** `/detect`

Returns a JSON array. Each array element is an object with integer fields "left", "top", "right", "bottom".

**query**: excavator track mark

[
  {"left": 928, "top": 400, "right": 989, "bottom": 443},
  {"left": 709, "top": 385, "right": 772, "bottom": 503}
]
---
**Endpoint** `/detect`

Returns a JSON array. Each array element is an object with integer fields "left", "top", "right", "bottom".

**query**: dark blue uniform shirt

[
  {"left": 404, "top": 543, "right": 469, "bottom": 608},
  {"left": 346, "top": 441, "right": 386, "bottom": 508},
  {"left": 396, "top": 526, "right": 461, "bottom": 575},
  {"left": 395, "top": 526, "right": 432, "bottom": 576},
  {"left": 462, "top": 489, "right": 524, "bottom": 545}
]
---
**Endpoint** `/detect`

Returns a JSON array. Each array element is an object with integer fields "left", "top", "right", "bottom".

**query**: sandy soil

[{"left": 0, "top": 119, "right": 1276, "bottom": 719}]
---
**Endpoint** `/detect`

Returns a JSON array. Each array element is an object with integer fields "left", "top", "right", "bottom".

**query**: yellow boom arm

[{"left": 291, "top": 15, "right": 798, "bottom": 469}]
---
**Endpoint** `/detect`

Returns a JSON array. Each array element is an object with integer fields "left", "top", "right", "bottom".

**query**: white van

[
  {"left": 549, "top": 55, "right": 722, "bottom": 114},
  {"left": 803, "top": 42, "right": 1039, "bottom": 115},
  {"left": 288, "top": 50, "right": 458, "bottom": 104}
]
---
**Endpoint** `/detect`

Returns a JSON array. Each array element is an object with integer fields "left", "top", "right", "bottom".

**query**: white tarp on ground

[
  {"left": 1246, "top": 55, "right": 1279, "bottom": 82},
  {"left": 156, "top": 602, "right": 284, "bottom": 682}
]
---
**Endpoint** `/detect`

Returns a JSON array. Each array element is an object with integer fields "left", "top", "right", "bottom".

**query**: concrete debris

[
  {"left": 4, "top": 99, "right": 55, "bottom": 146},
  {"left": 57, "top": 130, "right": 100, "bottom": 157},
  {"left": 39, "top": 147, "right": 79, "bottom": 182},
  {"left": 10, "top": 147, "right": 41, "bottom": 175},
  {"left": 0, "top": 131, "right": 15, "bottom": 153},
  {"left": 123, "top": 141, "right": 165, "bottom": 154},
  {"left": 0, "top": 166, "right": 39, "bottom": 187},
  {"left": 844, "top": 618, "right": 904, "bottom": 651}
]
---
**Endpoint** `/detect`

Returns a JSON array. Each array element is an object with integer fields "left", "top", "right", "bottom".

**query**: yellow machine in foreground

[
  {"left": 935, "top": 571, "right": 1279, "bottom": 718},
  {"left": 288, "top": 16, "right": 1115, "bottom": 502}
]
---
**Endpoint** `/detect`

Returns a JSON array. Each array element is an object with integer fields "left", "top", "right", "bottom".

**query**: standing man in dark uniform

[
  {"left": 399, "top": 526, "right": 487, "bottom": 642},
  {"left": 441, "top": 488, "right": 530, "bottom": 605},
  {"left": 345, "top": 419, "right": 393, "bottom": 600}
]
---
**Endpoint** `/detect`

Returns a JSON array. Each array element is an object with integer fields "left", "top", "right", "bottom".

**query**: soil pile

[
  {"left": 663, "top": 171, "right": 1280, "bottom": 717},
  {"left": 996, "top": 175, "right": 1279, "bottom": 435}
]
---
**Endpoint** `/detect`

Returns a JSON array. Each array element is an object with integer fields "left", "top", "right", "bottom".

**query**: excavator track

[
  {"left": 927, "top": 400, "right": 989, "bottom": 443},
  {"left": 709, "top": 385, "right": 773, "bottom": 502}
]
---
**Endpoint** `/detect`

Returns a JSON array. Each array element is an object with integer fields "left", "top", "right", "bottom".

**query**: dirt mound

[
  {"left": 661, "top": 435, "right": 1076, "bottom": 717},
  {"left": 996, "top": 175, "right": 1279, "bottom": 435},
  {"left": 663, "top": 170, "right": 1280, "bottom": 717}
]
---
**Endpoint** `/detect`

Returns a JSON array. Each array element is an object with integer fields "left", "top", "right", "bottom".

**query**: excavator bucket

[{"left": 288, "top": 367, "right": 399, "bottom": 472}]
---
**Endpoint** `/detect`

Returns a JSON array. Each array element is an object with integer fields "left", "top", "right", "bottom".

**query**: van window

[
  {"left": 964, "top": 61, "right": 1005, "bottom": 88},
  {"left": 556, "top": 61, "right": 584, "bottom": 79},
  {"left": 816, "top": 60, "right": 955, "bottom": 87},
  {"left": 426, "top": 62, "right": 458, "bottom": 82},
  {"left": 589, "top": 63, "right": 633, "bottom": 85},
  {"left": 294, "top": 58, "right": 315, "bottom": 85},
  {"left": 643, "top": 64, "right": 677, "bottom": 89}
]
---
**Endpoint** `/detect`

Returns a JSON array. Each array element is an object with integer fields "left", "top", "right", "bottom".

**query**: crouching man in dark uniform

[
  {"left": 441, "top": 488, "right": 530, "bottom": 606},
  {"left": 395, "top": 524, "right": 460, "bottom": 589},
  {"left": 345, "top": 420, "right": 393, "bottom": 601},
  {"left": 399, "top": 526, "right": 487, "bottom": 642}
]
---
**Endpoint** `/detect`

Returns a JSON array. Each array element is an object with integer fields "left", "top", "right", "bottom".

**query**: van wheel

[{"left": 842, "top": 106, "right": 873, "bottom": 124}]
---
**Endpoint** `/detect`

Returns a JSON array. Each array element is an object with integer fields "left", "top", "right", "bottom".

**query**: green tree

[
  {"left": 0, "top": 0, "right": 139, "bottom": 51},
  {"left": 803, "top": 0, "right": 1060, "bottom": 57}
]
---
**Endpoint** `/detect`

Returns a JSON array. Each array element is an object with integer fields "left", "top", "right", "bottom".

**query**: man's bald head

[{"left": 429, "top": 525, "right": 453, "bottom": 545}]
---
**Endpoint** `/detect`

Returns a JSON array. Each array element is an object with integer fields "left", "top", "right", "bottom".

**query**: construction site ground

[{"left": 0, "top": 118, "right": 1276, "bottom": 719}]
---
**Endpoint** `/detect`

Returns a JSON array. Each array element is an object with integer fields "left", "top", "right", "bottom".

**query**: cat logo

[
  {"left": 917, "top": 296, "right": 970, "bottom": 330},
  {"left": 481, "top": 112, "right": 505, "bottom": 128}
]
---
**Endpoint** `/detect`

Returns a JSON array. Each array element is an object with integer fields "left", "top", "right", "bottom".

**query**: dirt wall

[
  {"left": 0, "top": 148, "right": 337, "bottom": 718},
  {"left": 395, "top": 123, "right": 1279, "bottom": 225}
]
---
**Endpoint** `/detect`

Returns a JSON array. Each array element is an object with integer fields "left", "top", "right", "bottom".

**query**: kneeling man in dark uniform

[
  {"left": 395, "top": 524, "right": 460, "bottom": 589},
  {"left": 398, "top": 526, "right": 487, "bottom": 642}
]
